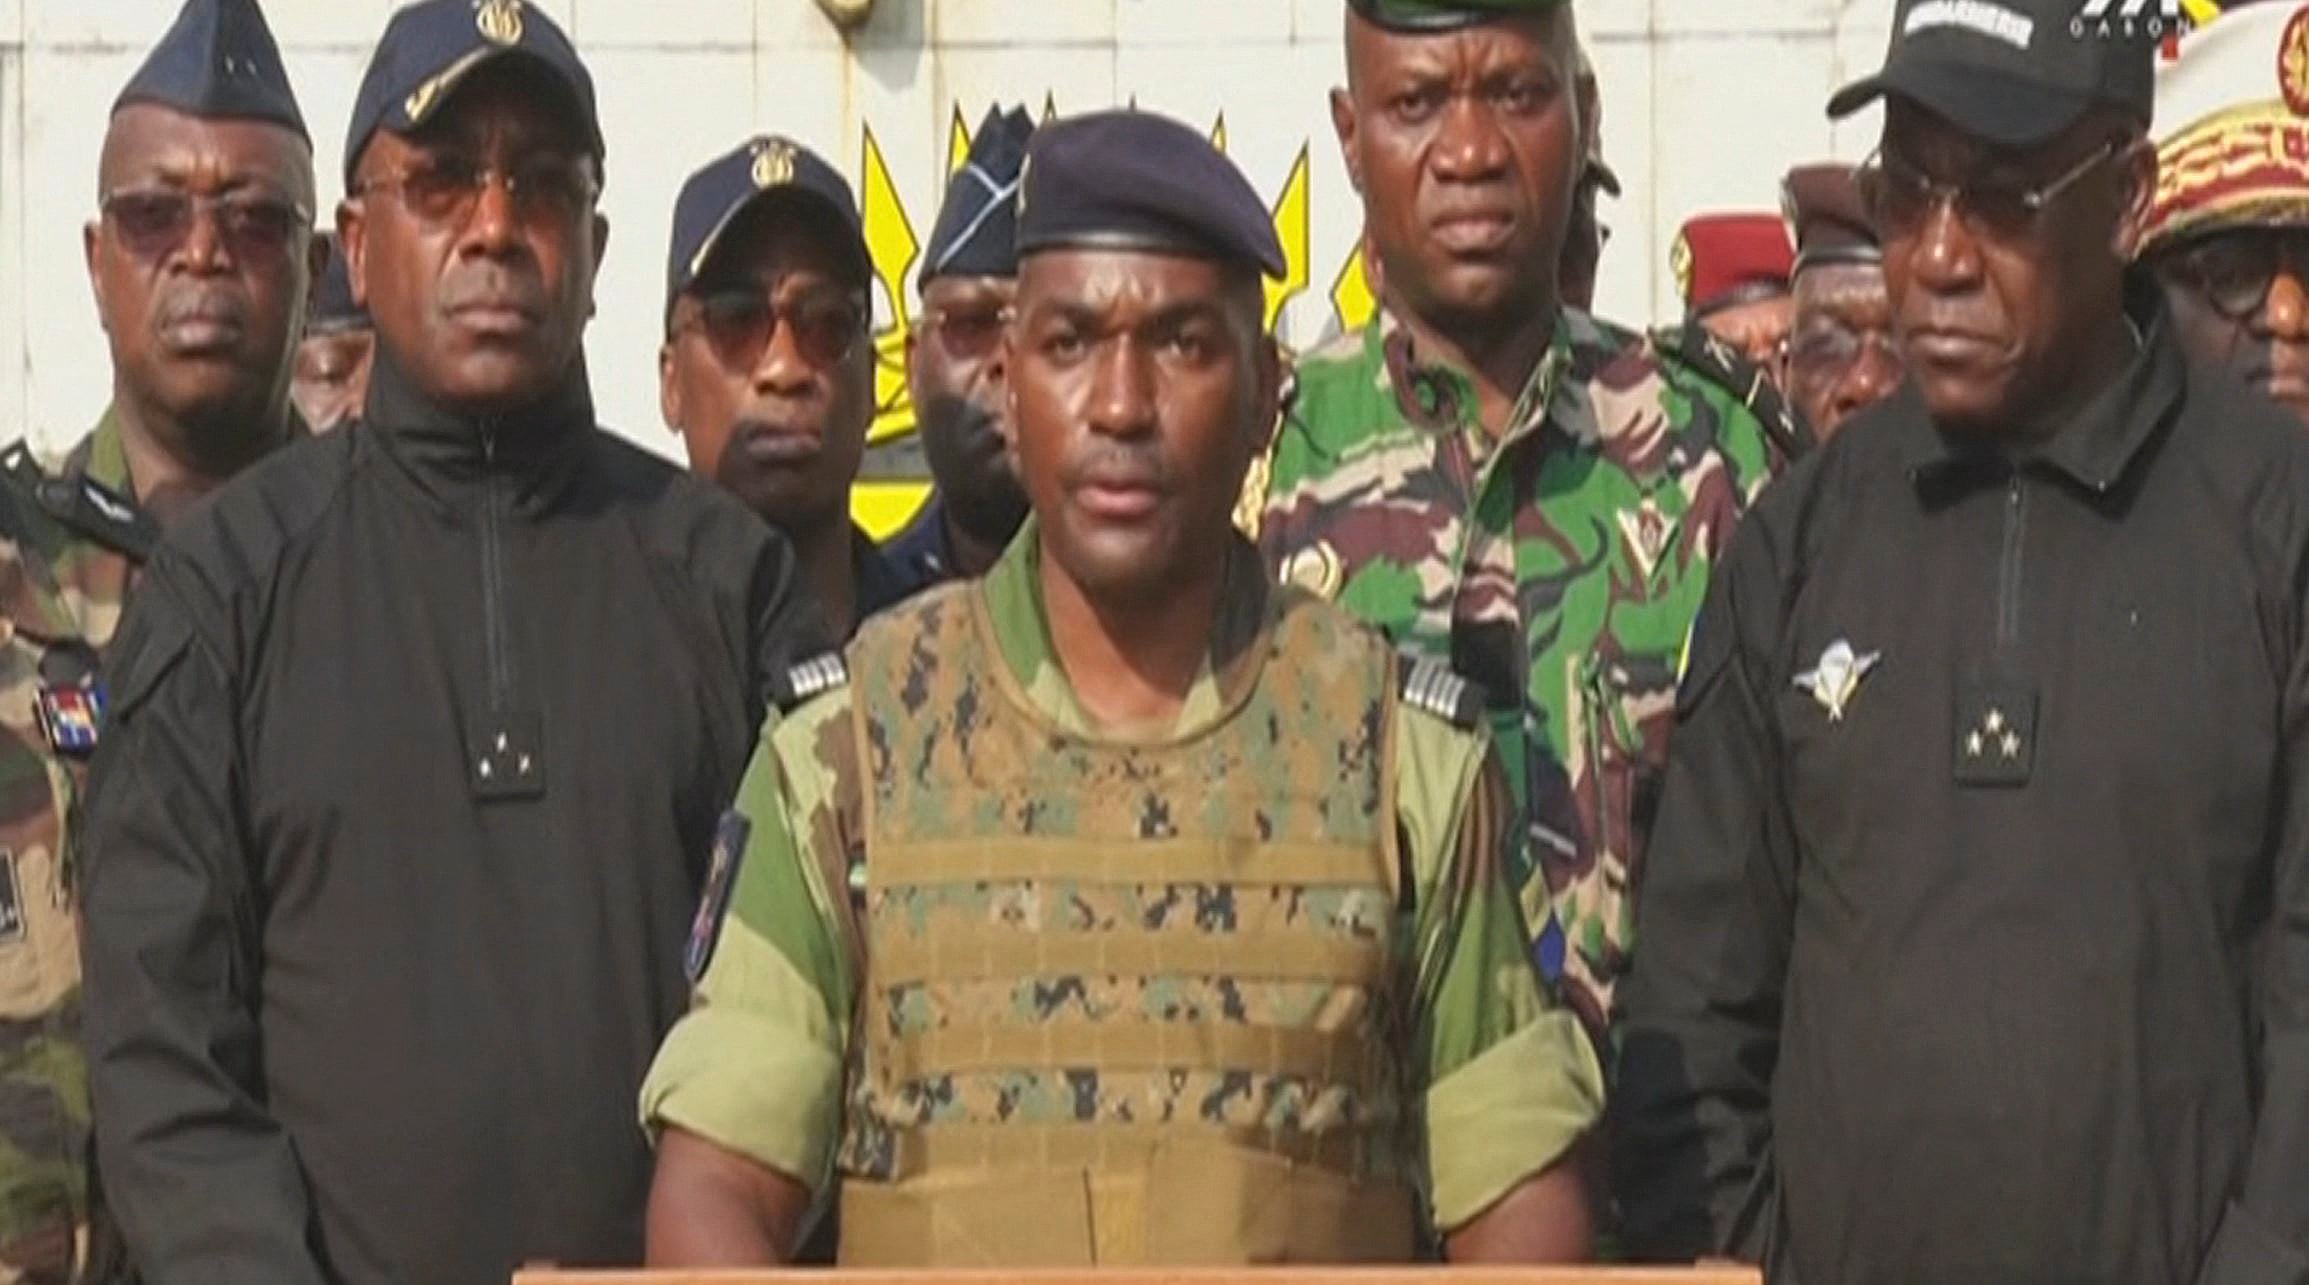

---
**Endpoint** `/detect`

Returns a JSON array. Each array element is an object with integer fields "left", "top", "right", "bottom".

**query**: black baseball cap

[
  {"left": 1828, "top": 0, "right": 2154, "bottom": 148},
  {"left": 665, "top": 136, "right": 870, "bottom": 313},
  {"left": 344, "top": 0, "right": 603, "bottom": 186}
]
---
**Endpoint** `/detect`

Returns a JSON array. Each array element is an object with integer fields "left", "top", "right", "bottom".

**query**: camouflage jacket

[
  {"left": 0, "top": 409, "right": 152, "bottom": 1284},
  {"left": 641, "top": 525, "right": 1604, "bottom": 1242},
  {"left": 1258, "top": 306, "right": 1783, "bottom": 1045}
]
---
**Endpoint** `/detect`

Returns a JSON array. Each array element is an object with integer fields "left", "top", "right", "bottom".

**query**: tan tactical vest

[{"left": 837, "top": 585, "right": 1417, "bottom": 1266}]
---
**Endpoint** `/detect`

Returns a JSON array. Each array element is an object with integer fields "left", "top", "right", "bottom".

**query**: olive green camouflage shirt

[
  {"left": 1258, "top": 307, "right": 1779, "bottom": 1046},
  {"left": 641, "top": 528, "right": 1604, "bottom": 1234},
  {"left": 0, "top": 410, "right": 148, "bottom": 1285}
]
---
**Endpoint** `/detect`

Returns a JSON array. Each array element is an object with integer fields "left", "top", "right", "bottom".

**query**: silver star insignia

[{"left": 2000, "top": 731, "right": 2022, "bottom": 759}]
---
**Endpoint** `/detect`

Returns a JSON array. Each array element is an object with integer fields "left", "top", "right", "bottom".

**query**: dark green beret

[{"left": 1347, "top": 0, "right": 1565, "bottom": 32}]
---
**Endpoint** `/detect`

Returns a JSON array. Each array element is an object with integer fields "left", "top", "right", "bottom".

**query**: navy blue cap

[
  {"left": 113, "top": 0, "right": 308, "bottom": 142},
  {"left": 918, "top": 105, "right": 1034, "bottom": 287},
  {"left": 307, "top": 232, "right": 369, "bottom": 333},
  {"left": 1016, "top": 110, "right": 1284, "bottom": 278},
  {"left": 344, "top": 0, "right": 603, "bottom": 185},
  {"left": 665, "top": 136, "right": 870, "bottom": 311}
]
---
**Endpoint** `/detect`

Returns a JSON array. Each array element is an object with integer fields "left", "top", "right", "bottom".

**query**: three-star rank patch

[{"left": 1955, "top": 677, "right": 2037, "bottom": 787}]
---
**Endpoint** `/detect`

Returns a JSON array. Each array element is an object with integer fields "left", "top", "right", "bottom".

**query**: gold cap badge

[
  {"left": 2283, "top": 8, "right": 2309, "bottom": 117},
  {"left": 752, "top": 139, "right": 797, "bottom": 189},
  {"left": 476, "top": 0, "right": 524, "bottom": 47}
]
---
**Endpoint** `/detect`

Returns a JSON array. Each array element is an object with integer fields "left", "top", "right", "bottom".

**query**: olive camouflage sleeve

[
  {"left": 1396, "top": 710, "right": 1605, "bottom": 1232},
  {"left": 640, "top": 693, "right": 858, "bottom": 1193}
]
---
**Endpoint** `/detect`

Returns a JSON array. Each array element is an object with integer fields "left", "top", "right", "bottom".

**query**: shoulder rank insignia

[
  {"left": 26, "top": 468, "right": 157, "bottom": 564},
  {"left": 1654, "top": 322, "right": 1816, "bottom": 468},
  {"left": 775, "top": 651, "right": 850, "bottom": 712},
  {"left": 1397, "top": 655, "right": 1486, "bottom": 730}
]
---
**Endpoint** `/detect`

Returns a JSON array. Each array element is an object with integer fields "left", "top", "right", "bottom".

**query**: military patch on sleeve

[
  {"left": 0, "top": 850, "right": 24, "bottom": 944},
  {"left": 685, "top": 810, "right": 752, "bottom": 986},
  {"left": 774, "top": 652, "right": 849, "bottom": 713},
  {"left": 1396, "top": 655, "right": 1486, "bottom": 729}
]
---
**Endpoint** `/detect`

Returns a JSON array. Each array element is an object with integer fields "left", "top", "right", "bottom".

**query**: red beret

[{"left": 1672, "top": 212, "right": 1794, "bottom": 317}]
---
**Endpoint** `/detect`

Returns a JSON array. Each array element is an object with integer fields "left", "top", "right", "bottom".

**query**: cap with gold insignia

[
  {"left": 343, "top": 0, "right": 603, "bottom": 186},
  {"left": 2140, "top": 2, "right": 2309, "bottom": 256},
  {"left": 920, "top": 105, "right": 1036, "bottom": 287},
  {"left": 664, "top": 135, "right": 869, "bottom": 315},
  {"left": 1782, "top": 163, "right": 1879, "bottom": 275},
  {"left": 1672, "top": 212, "right": 1795, "bottom": 320},
  {"left": 114, "top": 0, "right": 308, "bottom": 143},
  {"left": 1016, "top": 109, "right": 1285, "bottom": 278},
  {"left": 1346, "top": 0, "right": 1564, "bottom": 32}
]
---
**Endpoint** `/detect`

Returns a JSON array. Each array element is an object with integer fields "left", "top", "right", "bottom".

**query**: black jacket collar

[
  {"left": 360, "top": 347, "right": 596, "bottom": 517},
  {"left": 1899, "top": 274, "right": 2186, "bottom": 496}
]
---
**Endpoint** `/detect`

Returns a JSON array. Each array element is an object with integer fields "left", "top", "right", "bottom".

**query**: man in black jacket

[
  {"left": 77, "top": 3, "right": 823, "bottom": 1283},
  {"left": 1617, "top": 1, "right": 2309, "bottom": 1281}
]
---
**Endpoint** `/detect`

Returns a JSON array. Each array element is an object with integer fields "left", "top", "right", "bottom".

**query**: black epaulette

[
  {"left": 1397, "top": 655, "right": 1486, "bottom": 730},
  {"left": 0, "top": 443, "right": 157, "bottom": 562},
  {"left": 1652, "top": 322, "right": 1816, "bottom": 467},
  {"left": 773, "top": 651, "right": 850, "bottom": 713}
]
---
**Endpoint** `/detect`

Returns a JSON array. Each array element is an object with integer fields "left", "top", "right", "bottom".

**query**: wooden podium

[{"left": 515, "top": 1269, "right": 1763, "bottom": 1284}]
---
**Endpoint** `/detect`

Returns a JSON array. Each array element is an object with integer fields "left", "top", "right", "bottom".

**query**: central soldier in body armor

[{"left": 640, "top": 108, "right": 1604, "bottom": 1268}]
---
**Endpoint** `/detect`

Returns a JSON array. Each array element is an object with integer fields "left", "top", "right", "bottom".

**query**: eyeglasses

[
  {"left": 1857, "top": 140, "right": 2119, "bottom": 240},
  {"left": 356, "top": 154, "right": 599, "bottom": 228},
  {"left": 100, "top": 189, "right": 309, "bottom": 261},
  {"left": 916, "top": 303, "right": 1008, "bottom": 361},
  {"left": 675, "top": 287, "right": 868, "bottom": 370},
  {"left": 1787, "top": 319, "right": 1899, "bottom": 373},
  {"left": 2154, "top": 230, "right": 2309, "bottom": 321}
]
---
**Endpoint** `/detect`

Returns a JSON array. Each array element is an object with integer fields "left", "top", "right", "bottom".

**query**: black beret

[
  {"left": 113, "top": 0, "right": 307, "bottom": 143},
  {"left": 1347, "top": 0, "right": 1566, "bottom": 31},
  {"left": 307, "top": 231, "right": 370, "bottom": 333},
  {"left": 1781, "top": 163, "right": 1880, "bottom": 275},
  {"left": 1016, "top": 110, "right": 1284, "bottom": 279},
  {"left": 664, "top": 136, "right": 869, "bottom": 312},
  {"left": 919, "top": 105, "right": 1034, "bottom": 287},
  {"left": 344, "top": 0, "right": 603, "bottom": 186}
]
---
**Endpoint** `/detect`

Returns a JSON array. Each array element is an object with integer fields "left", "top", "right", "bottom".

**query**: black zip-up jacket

[
  {"left": 1616, "top": 286, "right": 2309, "bottom": 1284},
  {"left": 78, "top": 353, "right": 823, "bottom": 1285}
]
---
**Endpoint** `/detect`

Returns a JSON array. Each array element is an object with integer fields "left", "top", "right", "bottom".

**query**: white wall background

[{"left": 0, "top": 0, "right": 1898, "bottom": 461}]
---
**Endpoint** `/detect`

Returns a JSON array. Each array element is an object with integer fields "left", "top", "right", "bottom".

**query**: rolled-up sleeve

[
  {"left": 641, "top": 695, "right": 857, "bottom": 1193},
  {"left": 1396, "top": 713, "right": 1604, "bottom": 1231}
]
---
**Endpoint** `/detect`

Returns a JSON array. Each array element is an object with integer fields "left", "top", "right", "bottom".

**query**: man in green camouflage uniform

[
  {"left": 639, "top": 109, "right": 1603, "bottom": 1268},
  {"left": 1260, "top": 0, "right": 1801, "bottom": 1045},
  {"left": 0, "top": 2, "right": 313, "bottom": 1278}
]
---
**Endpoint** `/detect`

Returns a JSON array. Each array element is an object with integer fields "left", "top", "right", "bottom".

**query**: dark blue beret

[
  {"left": 1347, "top": 0, "right": 1565, "bottom": 30},
  {"left": 344, "top": 0, "right": 602, "bottom": 186},
  {"left": 113, "top": 0, "right": 307, "bottom": 142},
  {"left": 307, "top": 232, "right": 369, "bottom": 333},
  {"left": 1017, "top": 110, "right": 1284, "bottom": 279},
  {"left": 665, "top": 136, "right": 869, "bottom": 311},
  {"left": 918, "top": 105, "right": 1034, "bottom": 287}
]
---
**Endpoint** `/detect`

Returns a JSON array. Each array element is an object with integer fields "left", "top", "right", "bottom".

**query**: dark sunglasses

[
  {"left": 677, "top": 287, "right": 868, "bottom": 370},
  {"left": 2155, "top": 230, "right": 2309, "bottom": 321},
  {"left": 100, "top": 189, "right": 308, "bottom": 261},
  {"left": 916, "top": 303, "right": 1008, "bottom": 361},
  {"left": 357, "top": 153, "right": 599, "bottom": 229},
  {"left": 1856, "top": 140, "right": 2117, "bottom": 241}
]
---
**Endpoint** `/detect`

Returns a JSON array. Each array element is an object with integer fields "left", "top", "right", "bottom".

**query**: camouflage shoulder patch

[
  {"left": 774, "top": 651, "right": 850, "bottom": 714},
  {"left": 684, "top": 809, "right": 752, "bottom": 985},
  {"left": 1650, "top": 321, "right": 1814, "bottom": 466},
  {"left": 1396, "top": 654, "right": 1485, "bottom": 730}
]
